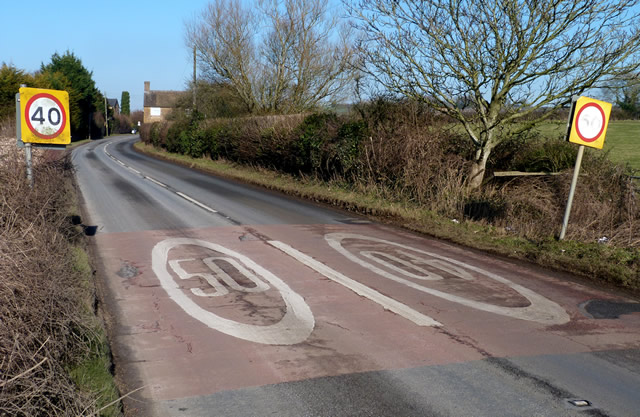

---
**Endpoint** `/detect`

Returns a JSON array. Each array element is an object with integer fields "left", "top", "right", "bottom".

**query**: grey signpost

[
  {"left": 559, "top": 96, "right": 611, "bottom": 240},
  {"left": 16, "top": 85, "right": 71, "bottom": 187},
  {"left": 16, "top": 87, "right": 33, "bottom": 187}
]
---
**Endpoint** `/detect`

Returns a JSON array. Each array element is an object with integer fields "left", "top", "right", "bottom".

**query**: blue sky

[{"left": 1, "top": 0, "right": 209, "bottom": 110}]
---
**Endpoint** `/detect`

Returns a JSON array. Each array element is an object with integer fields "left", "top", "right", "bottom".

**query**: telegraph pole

[
  {"left": 104, "top": 93, "right": 109, "bottom": 137},
  {"left": 193, "top": 45, "right": 197, "bottom": 111}
]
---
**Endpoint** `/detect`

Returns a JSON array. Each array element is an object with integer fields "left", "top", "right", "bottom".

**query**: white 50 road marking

[
  {"left": 169, "top": 257, "right": 270, "bottom": 297},
  {"left": 152, "top": 238, "right": 314, "bottom": 345},
  {"left": 325, "top": 233, "right": 570, "bottom": 325},
  {"left": 268, "top": 240, "right": 441, "bottom": 327}
]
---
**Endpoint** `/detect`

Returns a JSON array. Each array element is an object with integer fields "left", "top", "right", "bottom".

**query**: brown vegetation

[{"left": 0, "top": 118, "right": 108, "bottom": 415}]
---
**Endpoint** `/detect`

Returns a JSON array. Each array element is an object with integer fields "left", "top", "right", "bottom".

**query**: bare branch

[{"left": 188, "top": 0, "right": 357, "bottom": 114}]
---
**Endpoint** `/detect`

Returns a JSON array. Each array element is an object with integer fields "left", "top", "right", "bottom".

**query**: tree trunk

[{"left": 468, "top": 147, "right": 492, "bottom": 190}]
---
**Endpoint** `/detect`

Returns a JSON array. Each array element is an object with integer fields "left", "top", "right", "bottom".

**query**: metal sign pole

[
  {"left": 17, "top": 85, "right": 32, "bottom": 186},
  {"left": 560, "top": 95, "right": 611, "bottom": 240},
  {"left": 15, "top": 91, "right": 24, "bottom": 148},
  {"left": 25, "top": 142, "right": 33, "bottom": 187},
  {"left": 559, "top": 144, "right": 585, "bottom": 240}
]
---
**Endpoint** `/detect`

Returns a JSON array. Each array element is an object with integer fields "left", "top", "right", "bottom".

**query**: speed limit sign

[
  {"left": 568, "top": 96, "right": 611, "bottom": 149},
  {"left": 19, "top": 87, "right": 71, "bottom": 145}
]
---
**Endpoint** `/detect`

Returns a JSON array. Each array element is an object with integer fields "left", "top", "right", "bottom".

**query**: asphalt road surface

[{"left": 73, "top": 135, "right": 640, "bottom": 417}]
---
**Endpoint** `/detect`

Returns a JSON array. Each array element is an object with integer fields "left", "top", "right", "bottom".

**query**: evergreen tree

[
  {"left": 41, "top": 51, "right": 100, "bottom": 139},
  {"left": 0, "top": 63, "right": 34, "bottom": 120},
  {"left": 121, "top": 91, "right": 130, "bottom": 115}
]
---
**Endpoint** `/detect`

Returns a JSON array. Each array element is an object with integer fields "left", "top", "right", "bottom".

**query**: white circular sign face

[
  {"left": 575, "top": 103, "right": 605, "bottom": 142},
  {"left": 25, "top": 93, "right": 66, "bottom": 139}
]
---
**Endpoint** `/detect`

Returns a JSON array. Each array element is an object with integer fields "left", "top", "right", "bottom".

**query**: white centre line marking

[
  {"left": 176, "top": 192, "right": 218, "bottom": 213},
  {"left": 268, "top": 240, "right": 441, "bottom": 327},
  {"left": 103, "top": 141, "right": 219, "bottom": 215},
  {"left": 145, "top": 176, "right": 168, "bottom": 188}
]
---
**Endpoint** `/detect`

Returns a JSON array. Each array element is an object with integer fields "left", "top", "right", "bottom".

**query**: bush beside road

[{"left": 0, "top": 130, "right": 120, "bottom": 416}]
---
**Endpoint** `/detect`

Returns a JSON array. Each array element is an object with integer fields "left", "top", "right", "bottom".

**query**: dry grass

[
  {"left": 487, "top": 154, "right": 640, "bottom": 247},
  {"left": 0, "top": 118, "right": 113, "bottom": 416}
]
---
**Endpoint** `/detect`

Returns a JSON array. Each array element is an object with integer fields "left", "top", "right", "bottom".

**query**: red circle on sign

[
  {"left": 574, "top": 102, "right": 605, "bottom": 143},
  {"left": 24, "top": 93, "right": 67, "bottom": 139}
]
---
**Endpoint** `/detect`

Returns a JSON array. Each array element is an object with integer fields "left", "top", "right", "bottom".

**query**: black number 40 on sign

[{"left": 31, "top": 106, "right": 62, "bottom": 126}]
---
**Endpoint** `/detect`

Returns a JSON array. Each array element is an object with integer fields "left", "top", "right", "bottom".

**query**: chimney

[{"left": 144, "top": 81, "right": 150, "bottom": 92}]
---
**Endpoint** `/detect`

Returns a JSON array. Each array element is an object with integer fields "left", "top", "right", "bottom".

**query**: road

[{"left": 73, "top": 135, "right": 640, "bottom": 416}]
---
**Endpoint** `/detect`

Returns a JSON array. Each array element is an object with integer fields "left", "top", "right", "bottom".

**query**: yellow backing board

[
  {"left": 19, "top": 87, "right": 71, "bottom": 145},
  {"left": 568, "top": 96, "right": 611, "bottom": 150}
]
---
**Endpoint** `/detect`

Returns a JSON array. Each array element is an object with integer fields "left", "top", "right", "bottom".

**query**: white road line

[
  {"left": 268, "top": 240, "right": 441, "bottom": 327},
  {"left": 176, "top": 191, "right": 218, "bottom": 213},
  {"left": 145, "top": 176, "right": 168, "bottom": 188},
  {"left": 102, "top": 141, "right": 220, "bottom": 215}
]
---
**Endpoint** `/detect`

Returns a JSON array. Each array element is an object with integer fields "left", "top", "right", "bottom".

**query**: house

[
  {"left": 143, "top": 81, "right": 185, "bottom": 123},
  {"left": 107, "top": 98, "right": 120, "bottom": 115}
]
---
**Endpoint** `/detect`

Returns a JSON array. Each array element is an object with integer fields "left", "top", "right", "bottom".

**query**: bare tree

[
  {"left": 347, "top": 0, "right": 640, "bottom": 188},
  {"left": 605, "top": 72, "right": 640, "bottom": 119},
  {"left": 187, "top": 0, "right": 356, "bottom": 114}
]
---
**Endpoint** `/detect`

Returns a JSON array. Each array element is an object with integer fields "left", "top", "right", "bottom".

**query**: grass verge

[
  {"left": 135, "top": 141, "right": 640, "bottom": 294},
  {"left": 66, "top": 165, "right": 121, "bottom": 416},
  {"left": 67, "top": 247, "right": 121, "bottom": 417}
]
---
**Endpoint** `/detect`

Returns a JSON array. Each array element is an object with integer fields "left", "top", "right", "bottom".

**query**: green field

[{"left": 536, "top": 120, "right": 640, "bottom": 171}]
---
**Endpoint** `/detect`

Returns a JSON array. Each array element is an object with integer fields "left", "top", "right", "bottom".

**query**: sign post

[
  {"left": 560, "top": 96, "right": 612, "bottom": 240},
  {"left": 559, "top": 145, "right": 585, "bottom": 240}
]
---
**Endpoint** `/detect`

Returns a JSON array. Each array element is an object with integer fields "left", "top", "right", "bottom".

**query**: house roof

[
  {"left": 107, "top": 98, "right": 119, "bottom": 107},
  {"left": 144, "top": 90, "right": 185, "bottom": 108}
]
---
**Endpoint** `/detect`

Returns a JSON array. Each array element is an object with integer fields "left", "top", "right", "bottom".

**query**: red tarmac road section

[{"left": 96, "top": 223, "right": 640, "bottom": 408}]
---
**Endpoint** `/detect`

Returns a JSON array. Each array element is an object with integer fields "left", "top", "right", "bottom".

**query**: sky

[{"left": 1, "top": 0, "right": 211, "bottom": 111}]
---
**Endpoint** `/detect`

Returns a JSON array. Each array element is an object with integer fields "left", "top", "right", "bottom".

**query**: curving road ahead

[{"left": 73, "top": 135, "right": 640, "bottom": 417}]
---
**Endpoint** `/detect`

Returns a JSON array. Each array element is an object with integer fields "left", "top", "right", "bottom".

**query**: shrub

[
  {"left": 335, "top": 119, "right": 367, "bottom": 178},
  {"left": 292, "top": 113, "right": 340, "bottom": 175},
  {"left": 144, "top": 121, "right": 170, "bottom": 148},
  {"left": 112, "top": 113, "right": 133, "bottom": 134},
  {"left": 199, "top": 125, "right": 223, "bottom": 158},
  {"left": 510, "top": 138, "right": 577, "bottom": 173},
  {"left": 0, "top": 150, "right": 102, "bottom": 415},
  {"left": 166, "top": 119, "right": 190, "bottom": 154},
  {"left": 139, "top": 122, "right": 152, "bottom": 144}
]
